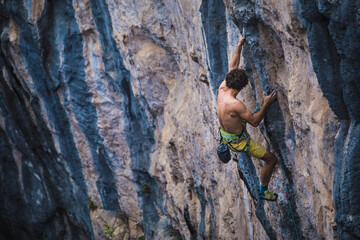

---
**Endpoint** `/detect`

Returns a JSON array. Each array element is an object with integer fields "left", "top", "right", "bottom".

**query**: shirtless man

[{"left": 217, "top": 37, "right": 279, "bottom": 201}]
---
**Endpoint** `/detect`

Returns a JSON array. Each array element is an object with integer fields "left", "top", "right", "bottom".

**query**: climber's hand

[
  {"left": 263, "top": 91, "right": 277, "bottom": 105},
  {"left": 237, "top": 37, "right": 246, "bottom": 48}
]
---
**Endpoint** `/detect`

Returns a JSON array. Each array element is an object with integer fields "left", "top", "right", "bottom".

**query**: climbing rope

[
  {"left": 252, "top": 101, "right": 264, "bottom": 114},
  {"left": 241, "top": 101, "right": 301, "bottom": 240},
  {"left": 278, "top": 158, "right": 301, "bottom": 240}
]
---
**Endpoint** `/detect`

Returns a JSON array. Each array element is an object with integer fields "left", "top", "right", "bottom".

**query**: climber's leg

[
  {"left": 260, "top": 150, "right": 278, "bottom": 186},
  {"left": 244, "top": 139, "right": 278, "bottom": 200},
  {"left": 258, "top": 151, "right": 278, "bottom": 201},
  {"left": 244, "top": 139, "right": 278, "bottom": 185}
]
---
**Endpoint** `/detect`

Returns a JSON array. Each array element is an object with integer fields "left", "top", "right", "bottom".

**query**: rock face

[
  {"left": 0, "top": 0, "right": 357, "bottom": 239},
  {"left": 296, "top": 1, "right": 360, "bottom": 239}
]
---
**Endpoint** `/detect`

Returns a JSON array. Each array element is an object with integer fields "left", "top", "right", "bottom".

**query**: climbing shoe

[{"left": 260, "top": 189, "right": 278, "bottom": 201}]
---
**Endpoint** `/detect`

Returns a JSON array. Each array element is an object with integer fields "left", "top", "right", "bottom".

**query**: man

[{"left": 217, "top": 37, "right": 279, "bottom": 201}]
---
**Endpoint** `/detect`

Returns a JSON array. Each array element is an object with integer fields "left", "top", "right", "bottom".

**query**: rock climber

[{"left": 217, "top": 37, "right": 279, "bottom": 201}]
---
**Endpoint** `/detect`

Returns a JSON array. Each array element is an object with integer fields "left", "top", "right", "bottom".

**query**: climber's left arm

[
  {"left": 237, "top": 91, "right": 277, "bottom": 127},
  {"left": 228, "top": 37, "right": 246, "bottom": 72}
]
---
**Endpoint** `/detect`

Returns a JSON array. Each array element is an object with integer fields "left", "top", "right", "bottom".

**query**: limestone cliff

[{"left": 0, "top": 0, "right": 358, "bottom": 239}]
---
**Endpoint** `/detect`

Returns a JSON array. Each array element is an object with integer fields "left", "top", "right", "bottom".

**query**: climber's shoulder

[
  {"left": 218, "top": 98, "right": 245, "bottom": 118},
  {"left": 232, "top": 99, "right": 247, "bottom": 113},
  {"left": 218, "top": 80, "right": 227, "bottom": 92}
]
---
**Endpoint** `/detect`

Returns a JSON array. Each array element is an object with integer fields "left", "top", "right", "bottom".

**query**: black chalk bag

[{"left": 217, "top": 142, "right": 231, "bottom": 163}]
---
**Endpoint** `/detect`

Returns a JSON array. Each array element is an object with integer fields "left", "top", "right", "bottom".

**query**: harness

[{"left": 219, "top": 124, "right": 251, "bottom": 153}]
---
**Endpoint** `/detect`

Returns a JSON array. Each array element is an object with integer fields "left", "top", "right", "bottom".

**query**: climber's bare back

[{"left": 217, "top": 81, "right": 246, "bottom": 134}]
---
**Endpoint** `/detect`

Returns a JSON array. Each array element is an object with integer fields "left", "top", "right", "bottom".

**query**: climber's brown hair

[{"left": 225, "top": 69, "right": 248, "bottom": 91}]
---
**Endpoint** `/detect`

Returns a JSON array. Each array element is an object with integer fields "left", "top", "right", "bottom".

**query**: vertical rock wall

[
  {"left": 297, "top": 1, "right": 360, "bottom": 239},
  {"left": 0, "top": 0, "right": 356, "bottom": 239}
]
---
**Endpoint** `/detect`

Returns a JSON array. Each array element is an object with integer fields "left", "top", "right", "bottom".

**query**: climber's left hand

[{"left": 263, "top": 91, "right": 277, "bottom": 105}]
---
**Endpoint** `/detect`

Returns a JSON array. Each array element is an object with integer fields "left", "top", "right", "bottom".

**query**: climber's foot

[{"left": 260, "top": 189, "right": 278, "bottom": 201}]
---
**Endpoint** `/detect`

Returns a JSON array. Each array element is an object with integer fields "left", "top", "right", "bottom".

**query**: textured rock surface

[
  {"left": 297, "top": 1, "right": 360, "bottom": 239},
  {"left": 0, "top": 0, "right": 356, "bottom": 239}
]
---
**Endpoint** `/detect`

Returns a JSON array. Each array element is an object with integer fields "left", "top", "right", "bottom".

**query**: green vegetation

[
  {"left": 87, "top": 197, "right": 98, "bottom": 211},
  {"left": 167, "top": 226, "right": 182, "bottom": 240},
  {"left": 103, "top": 223, "right": 116, "bottom": 238},
  {"left": 102, "top": 221, "right": 124, "bottom": 239},
  {"left": 140, "top": 181, "right": 151, "bottom": 196}
]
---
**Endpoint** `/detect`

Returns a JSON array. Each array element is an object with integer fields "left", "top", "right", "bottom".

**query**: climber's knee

[
  {"left": 270, "top": 153, "right": 279, "bottom": 166},
  {"left": 261, "top": 151, "right": 278, "bottom": 166}
]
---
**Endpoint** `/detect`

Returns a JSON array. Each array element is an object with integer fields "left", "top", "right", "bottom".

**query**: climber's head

[{"left": 225, "top": 69, "right": 248, "bottom": 91}]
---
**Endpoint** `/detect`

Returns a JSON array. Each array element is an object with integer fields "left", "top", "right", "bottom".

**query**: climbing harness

[
  {"left": 217, "top": 128, "right": 250, "bottom": 163},
  {"left": 219, "top": 128, "right": 251, "bottom": 152}
]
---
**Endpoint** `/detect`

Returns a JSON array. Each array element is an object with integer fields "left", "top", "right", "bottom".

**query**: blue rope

[
  {"left": 252, "top": 101, "right": 264, "bottom": 114},
  {"left": 278, "top": 158, "right": 301, "bottom": 240},
  {"left": 251, "top": 101, "right": 301, "bottom": 240}
]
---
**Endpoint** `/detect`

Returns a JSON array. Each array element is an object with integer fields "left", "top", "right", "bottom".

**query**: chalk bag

[{"left": 217, "top": 142, "right": 231, "bottom": 163}]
